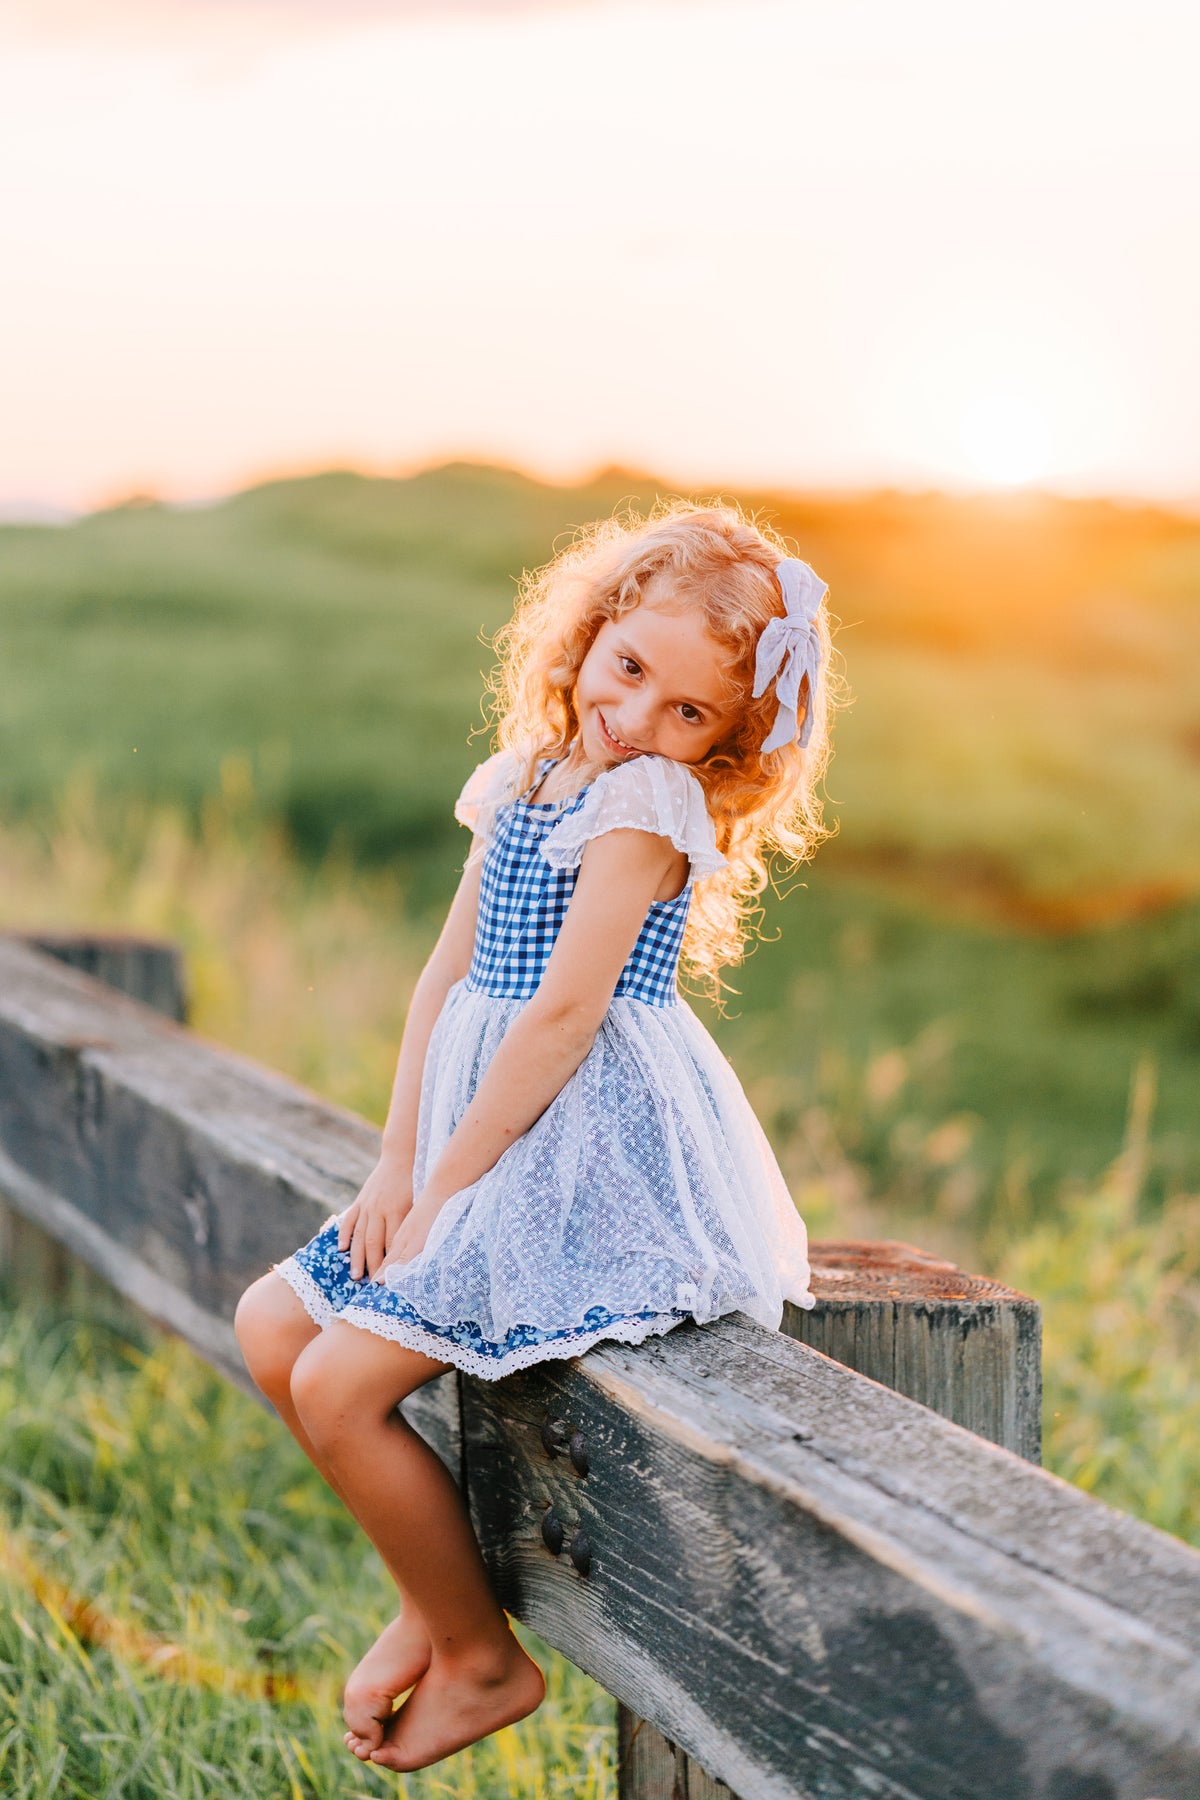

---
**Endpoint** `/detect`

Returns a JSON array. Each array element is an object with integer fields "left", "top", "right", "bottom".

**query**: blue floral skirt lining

[{"left": 274, "top": 1217, "right": 689, "bottom": 1381}]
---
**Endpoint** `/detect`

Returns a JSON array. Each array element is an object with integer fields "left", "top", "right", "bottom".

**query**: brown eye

[
  {"left": 620, "top": 656, "right": 642, "bottom": 677},
  {"left": 680, "top": 704, "right": 702, "bottom": 723}
]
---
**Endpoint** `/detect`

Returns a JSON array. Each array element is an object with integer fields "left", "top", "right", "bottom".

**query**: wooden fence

[{"left": 1, "top": 932, "right": 1198, "bottom": 1800}]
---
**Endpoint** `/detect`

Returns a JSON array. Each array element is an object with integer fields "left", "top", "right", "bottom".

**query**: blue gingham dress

[{"left": 274, "top": 749, "right": 814, "bottom": 1379}]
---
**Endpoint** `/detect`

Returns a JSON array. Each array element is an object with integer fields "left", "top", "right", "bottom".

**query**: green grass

[
  {"left": 0, "top": 1286, "right": 616, "bottom": 1800},
  {"left": 1003, "top": 1170, "right": 1200, "bottom": 1547},
  {"left": 725, "top": 870, "right": 1200, "bottom": 1225}
]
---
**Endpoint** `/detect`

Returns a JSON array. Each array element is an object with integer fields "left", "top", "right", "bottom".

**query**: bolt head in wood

[
  {"left": 540, "top": 1415, "right": 568, "bottom": 1459},
  {"left": 568, "top": 1529, "right": 591, "bottom": 1576},
  {"left": 541, "top": 1505, "right": 564, "bottom": 1556},
  {"left": 568, "top": 1430, "right": 590, "bottom": 1476}
]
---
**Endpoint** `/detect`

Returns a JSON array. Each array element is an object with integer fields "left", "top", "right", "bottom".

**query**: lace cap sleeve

[
  {"left": 454, "top": 749, "right": 520, "bottom": 843},
  {"left": 540, "top": 755, "right": 726, "bottom": 881}
]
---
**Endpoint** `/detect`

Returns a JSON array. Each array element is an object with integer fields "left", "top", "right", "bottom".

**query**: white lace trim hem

[
  {"left": 332, "top": 1304, "right": 688, "bottom": 1379},
  {"left": 274, "top": 1254, "right": 337, "bottom": 1328}
]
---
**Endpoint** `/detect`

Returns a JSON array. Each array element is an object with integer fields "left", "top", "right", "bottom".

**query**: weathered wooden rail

[{"left": 1, "top": 932, "right": 1199, "bottom": 1800}]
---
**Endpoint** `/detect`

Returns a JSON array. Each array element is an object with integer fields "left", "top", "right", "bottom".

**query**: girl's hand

[
  {"left": 338, "top": 1156, "right": 414, "bottom": 1281},
  {"left": 371, "top": 1191, "right": 445, "bottom": 1283}
]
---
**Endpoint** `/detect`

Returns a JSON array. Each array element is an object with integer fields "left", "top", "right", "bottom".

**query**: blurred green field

[
  {"left": 2, "top": 462, "right": 1198, "bottom": 1217},
  {"left": 3, "top": 463, "right": 1200, "bottom": 901}
]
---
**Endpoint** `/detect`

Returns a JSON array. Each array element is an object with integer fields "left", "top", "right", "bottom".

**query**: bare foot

[
  {"left": 367, "top": 1633, "right": 545, "bottom": 1771},
  {"left": 342, "top": 1612, "right": 434, "bottom": 1760}
]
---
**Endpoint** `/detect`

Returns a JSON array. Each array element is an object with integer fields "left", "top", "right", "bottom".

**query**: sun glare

[
  {"left": 874, "top": 304, "right": 1120, "bottom": 495},
  {"left": 957, "top": 390, "right": 1052, "bottom": 487}
]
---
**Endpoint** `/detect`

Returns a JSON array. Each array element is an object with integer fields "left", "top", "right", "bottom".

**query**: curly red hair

[{"left": 485, "top": 497, "right": 846, "bottom": 998}]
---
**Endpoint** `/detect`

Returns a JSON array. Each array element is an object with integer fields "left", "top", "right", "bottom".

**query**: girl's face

[{"left": 572, "top": 589, "right": 741, "bottom": 770}]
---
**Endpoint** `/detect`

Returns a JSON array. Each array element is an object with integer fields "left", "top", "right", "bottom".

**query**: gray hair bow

[{"left": 752, "top": 558, "right": 828, "bottom": 754}]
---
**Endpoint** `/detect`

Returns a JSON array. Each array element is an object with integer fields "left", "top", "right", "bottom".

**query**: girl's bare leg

[
  {"left": 289, "top": 1319, "right": 545, "bottom": 1771},
  {"left": 234, "top": 1274, "right": 435, "bottom": 1743}
]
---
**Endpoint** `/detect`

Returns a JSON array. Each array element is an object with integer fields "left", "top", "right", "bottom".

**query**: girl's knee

[
  {"left": 234, "top": 1273, "right": 312, "bottom": 1395},
  {"left": 288, "top": 1331, "right": 349, "bottom": 1445},
  {"left": 289, "top": 1325, "right": 418, "bottom": 1451}
]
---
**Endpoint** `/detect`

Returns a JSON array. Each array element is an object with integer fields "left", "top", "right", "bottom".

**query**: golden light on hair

[{"left": 486, "top": 499, "right": 850, "bottom": 1001}]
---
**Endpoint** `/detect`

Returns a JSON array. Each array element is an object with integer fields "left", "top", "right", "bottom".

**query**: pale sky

[{"left": 3, "top": 0, "right": 1198, "bottom": 512}]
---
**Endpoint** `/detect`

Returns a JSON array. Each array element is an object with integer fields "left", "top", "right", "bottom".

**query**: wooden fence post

[
  {"left": 19, "top": 930, "right": 188, "bottom": 1022},
  {"left": 617, "top": 1240, "right": 1042, "bottom": 1800},
  {"left": 0, "top": 932, "right": 186, "bottom": 1298}
]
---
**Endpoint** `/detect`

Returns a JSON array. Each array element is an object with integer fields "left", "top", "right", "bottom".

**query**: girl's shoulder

[
  {"left": 542, "top": 754, "right": 726, "bottom": 880},
  {"left": 453, "top": 747, "right": 525, "bottom": 833}
]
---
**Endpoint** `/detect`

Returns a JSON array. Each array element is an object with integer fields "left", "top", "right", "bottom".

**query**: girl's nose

[{"left": 620, "top": 706, "right": 653, "bottom": 746}]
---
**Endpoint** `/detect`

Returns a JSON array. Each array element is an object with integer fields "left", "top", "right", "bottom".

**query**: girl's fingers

[
  {"left": 351, "top": 1213, "right": 379, "bottom": 1282},
  {"left": 364, "top": 1215, "right": 388, "bottom": 1278},
  {"left": 372, "top": 1234, "right": 405, "bottom": 1283},
  {"left": 344, "top": 1199, "right": 415, "bottom": 1280},
  {"left": 373, "top": 1218, "right": 428, "bottom": 1280}
]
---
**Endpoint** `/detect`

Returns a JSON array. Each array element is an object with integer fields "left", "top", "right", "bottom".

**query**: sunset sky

[{"left": 3, "top": 0, "right": 1198, "bottom": 513}]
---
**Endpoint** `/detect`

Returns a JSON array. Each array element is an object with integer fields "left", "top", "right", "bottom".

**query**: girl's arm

[
  {"left": 338, "top": 843, "right": 485, "bottom": 1279},
  {"left": 374, "top": 825, "right": 681, "bottom": 1274}
]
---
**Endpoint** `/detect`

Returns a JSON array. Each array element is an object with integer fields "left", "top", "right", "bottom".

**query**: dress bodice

[{"left": 465, "top": 762, "right": 692, "bottom": 1008}]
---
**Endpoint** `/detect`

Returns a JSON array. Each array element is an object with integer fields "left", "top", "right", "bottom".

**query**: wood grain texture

[
  {"left": 619, "top": 1707, "right": 734, "bottom": 1799},
  {"left": 463, "top": 1328, "right": 1200, "bottom": 1799},
  {"left": 2, "top": 937, "right": 1198, "bottom": 1798},
  {"left": 789, "top": 1239, "right": 1043, "bottom": 1463},
  {"left": 624, "top": 1239, "right": 1043, "bottom": 1797}
]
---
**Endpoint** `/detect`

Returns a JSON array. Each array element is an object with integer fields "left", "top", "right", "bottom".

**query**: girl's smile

[{"left": 596, "top": 709, "right": 643, "bottom": 758}]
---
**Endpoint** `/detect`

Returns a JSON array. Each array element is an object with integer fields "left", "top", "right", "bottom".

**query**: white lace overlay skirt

[{"left": 277, "top": 980, "right": 814, "bottom": 1379}]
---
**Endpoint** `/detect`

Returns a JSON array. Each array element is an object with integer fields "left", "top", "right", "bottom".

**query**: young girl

[{"left": 234, "top": 501, "right": 837, "bottom": 1773}]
